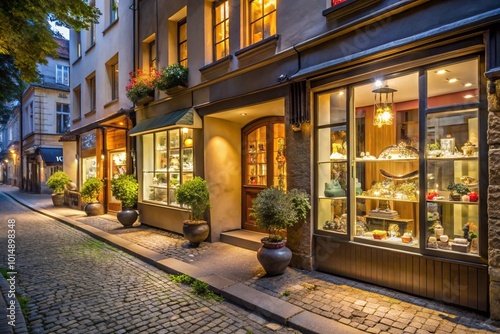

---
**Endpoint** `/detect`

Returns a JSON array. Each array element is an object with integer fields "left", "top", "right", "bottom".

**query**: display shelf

[
  {"left": 318, "top": 159, "right": 347, "bottom": 164},
  {"left": 355, "top": 158, "right": 417, "bottom": 162},
  {"left": 427, "top": 199, "right": 478, "bottom": 205},
  {"left": 426, "top": 156, "right": 478, "bottom": 161},
  {"left": 319, "top": 196, "right": 347, "bottom": 200},
  {"left": 356, "top": 195, "right": 418, "bottom": 203}
]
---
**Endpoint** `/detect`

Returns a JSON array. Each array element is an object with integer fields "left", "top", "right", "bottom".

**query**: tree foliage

[{"left": 0, "top": 0, "right": 100, "bottom": 83}]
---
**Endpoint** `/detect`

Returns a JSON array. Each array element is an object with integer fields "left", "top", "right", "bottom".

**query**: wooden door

[{"left": 242, "top": 117, "right": 285, "bottom": 231}]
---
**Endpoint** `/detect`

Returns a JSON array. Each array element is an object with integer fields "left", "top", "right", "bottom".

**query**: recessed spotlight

[
  {"left": 374, "top": 80, "right": 385, "bottom": 88},
  {"left": 464, "top": 94, "right": 474, "bottom": 99},
  {"left": 240, "top": 113, "right": 247, "bottom": 116},
  {"left": 435, "top": 69, "right": 449, "bottom": 75},
  {"left": 446, "top": 78, "right": 459, "bottom": 83},
  {"left": 463, "top": 82, "right": 472, "bottom": 87},
  {"left": 338, "top": 91, "right": 344, "bottom": 96}
]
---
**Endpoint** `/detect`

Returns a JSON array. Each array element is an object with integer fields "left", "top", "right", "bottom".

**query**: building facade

[
  {"left": 0, "top": 107, "right": 20, "bottom": 186},
  {"left": 65, "top": 0, "right": 135, "bottom": 211},
  {"left": 126, "top": 0, "right": 500, "bottom": 316},
  {"left": 21, "top": 36, "right": 70, "bottom": 194}
]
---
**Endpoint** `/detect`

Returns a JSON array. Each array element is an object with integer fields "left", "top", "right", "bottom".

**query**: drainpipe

[{"left": 19, "top": 92, "right": 23, "bottom": 191}]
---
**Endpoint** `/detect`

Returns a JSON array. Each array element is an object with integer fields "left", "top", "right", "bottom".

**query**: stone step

[{"left": 220, "top": 229, "right": 267, "bottom": 251}]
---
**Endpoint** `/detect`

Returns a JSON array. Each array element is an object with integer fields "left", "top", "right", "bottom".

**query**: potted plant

[
  {"left": 125, "top": 68, "right": 155, "bottom": 105},
  {"left": 46, "top": 171, "right": 71, "bottom": 206},
  {"left": 111, "top": 174, "right": 139, "bottom": 227},
  {"left": 175, "top": 176, "right": 210, "bottom": 247},
  {"left": 446, "top": 182, "right": 470, "bottom": 201},
  {"left": 154, "top": 63, "right": 188, "bottom": 94},
  {"left": 250, "top": 187, "right": 311, "bottom": 276},
  {"left": 80, "top": 177, "right": 104, "bottom": 216}
]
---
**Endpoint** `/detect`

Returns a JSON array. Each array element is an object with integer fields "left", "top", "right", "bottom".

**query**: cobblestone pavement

[
  {"left": 0, "top": 192, "right": 299, "bottom": 333},
  {"left": 2, "top": 187, "right": 500, "bottom": 334}
]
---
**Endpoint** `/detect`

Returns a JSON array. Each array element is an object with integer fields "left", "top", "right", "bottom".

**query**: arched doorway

[{"left": 241, "top": 116, "right": 285, "bottom": 231}]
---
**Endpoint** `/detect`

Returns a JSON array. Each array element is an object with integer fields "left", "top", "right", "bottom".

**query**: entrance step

[{"left": 220, "top": 230, "right": 267, "bottom": 251}]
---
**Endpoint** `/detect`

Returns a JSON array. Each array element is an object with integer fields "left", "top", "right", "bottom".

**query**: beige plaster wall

[{"left": 204, "top": 117, "right": 242, "bottom": 241}]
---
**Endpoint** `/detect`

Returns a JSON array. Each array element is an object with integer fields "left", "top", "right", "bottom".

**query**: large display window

[
  {"left": 142, "top": 128, "right": 194, "bottom": 207},
  {"left": 315, "top": 56, "right": 483, "bottom": 258}
]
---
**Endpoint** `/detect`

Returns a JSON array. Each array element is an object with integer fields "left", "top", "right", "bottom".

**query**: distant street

[{"left": 0, "top": 192, "right": 297, "bottom": 334}]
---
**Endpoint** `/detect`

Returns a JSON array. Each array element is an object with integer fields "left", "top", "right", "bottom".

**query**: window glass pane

[
  {"left": 425, "top": 109, "right": 479, "bottom": 255},
  {"left": 250, "top": 0, "right": 262, "bottom": 22},
  {"left": 263, "top": 10, "right": 276, "bottom": 37},
  {"left": 246, "top": 126, "right": 266, "bottom": 186},
  {"left": 352, "top": 72, "right": 419, "bottom": 247},
  {"left": 427, "top": 58, "right": 478, "bottom": 108},
  {"left": 317, "top": 89, "right": 347, "bottom": 126}
]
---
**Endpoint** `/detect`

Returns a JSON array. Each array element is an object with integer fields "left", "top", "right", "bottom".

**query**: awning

[
  {"left": 39, "top": 148, "right": 63, "bottom": 164},
  {"left": 128, "top": 107, "right": 201, "bottom": 136}
]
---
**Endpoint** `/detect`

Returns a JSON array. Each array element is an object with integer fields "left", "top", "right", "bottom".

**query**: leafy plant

[
  {"left": 125, "top": 68, "right": 155, "bottom": 104},
  {"left": 169, "top": 274, "right": 223, "bottom": 301},
  {"left": 250, "top": 187, "right": 310, "bottom": 242},
  {"left": 175, "top": 176, "right": 210, "bottom": 221},
  {"left": 111, "top": 174, "right": 138, "bottom": 208},
  {"left": 154, "top": 63, "right": 188, "bottom": 91},
  {"left": 46, "top": 171, "right": 71, "bottom": 194},
  {"left": 446, "top": 182, "right": 470, "bottom": 196},
  {"left": 80, "top": 177, "right": 103, "bottom": 203}
]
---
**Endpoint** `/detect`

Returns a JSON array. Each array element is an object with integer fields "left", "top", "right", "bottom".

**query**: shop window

[
  {"left": 213, "top": 0, "right": 229, "bottom": 61},
  {"left": 249, "top": 0, "right": 276, "bottom": 45},
  {"left": 316, "top": 89, "right": 348, "bottom": 235},
  {"left": 82, "top": 157, "right": 97, "bottom": 184},
  {"left": 142, "top": 128, "right": 194, "bottom": 207},
  {"left": 315, "top": 56, "right": 482, "bottom": 257}
]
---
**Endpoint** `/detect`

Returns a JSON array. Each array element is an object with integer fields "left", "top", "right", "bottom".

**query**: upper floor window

[
  {"left": 214, "top": 0, "right": 229, "bottom": 61},
  {"left": 178, "top": 18, "right": 187, "bottom": 67},
  {"left": 29, "top": 102, "right": 34, "bottom": 133},
  {"left": 110, "top": 0, "right": 118, "bottom": 23},
  {"left": 56, "top": 65, "right": 69, "bottom": 85},
  {"left": 73, "top": 86, "right": 81, "bottom": 120},
  {"left": 76, "top": 31, "right": 82, "bottom": 58},
  {"left": 149, "top": 40, "right": 157, "bottom": 70},
  {"left": 111, "top": 61, "right": 119, "bottom": 100},
  {"left": 56, "top": 103, "right": 70, "bottom": 134},
  {"left": 87, "top": 74, "right": 96, "bottom": 112},
  {"left": 249, "top": 0, "right": 276, "bottom": 44}
]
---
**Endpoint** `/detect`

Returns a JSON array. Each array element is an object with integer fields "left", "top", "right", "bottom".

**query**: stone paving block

[{"left": 289, "top": 309, "right": 364, "bottom": 334}]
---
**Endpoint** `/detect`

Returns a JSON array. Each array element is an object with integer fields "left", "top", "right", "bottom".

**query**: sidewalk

[{"left": 2, "top": 185, "right": 499, "bottom": 334}]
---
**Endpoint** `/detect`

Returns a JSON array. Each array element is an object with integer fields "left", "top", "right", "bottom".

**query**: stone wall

[
  {"left": 286, "top": 121, "right": 313, "bottom": 270},
  {"left": 488, "top": 77, "right": 500, "bottom": 320}
]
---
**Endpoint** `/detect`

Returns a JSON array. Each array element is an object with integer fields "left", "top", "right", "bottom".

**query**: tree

[{"left": 0, "top": 0, "right": 100, "bottom": 83}]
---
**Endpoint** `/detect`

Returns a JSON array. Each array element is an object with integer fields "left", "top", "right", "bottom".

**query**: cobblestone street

[{"left": 0, "top": 192, "right": 298, "bottom": 333}]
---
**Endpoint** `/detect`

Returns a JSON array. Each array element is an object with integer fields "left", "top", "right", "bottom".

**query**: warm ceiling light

[
  {"left": 464, "top": 82, "right": 472, "bottom": 87},
  {"left": 372, "top": 85, "right": 397, "bottom": 128},
  {"left": 240, "top": 113, "right": 247, "bottom": 116},
  {"left": 181, "top": 127, "right": 188, "bottom": 133},
  {"left": 435, "top": 69, "right": 448, "bottom": 75},
  {"left": 464, "top": 94, "right": 475, "bottom": 99},
  {"left": 447, "top": 78, "right": 459, "bottom": 83},
  {"left": 374, "top": 80, "right": 385, "bottom": 88}
]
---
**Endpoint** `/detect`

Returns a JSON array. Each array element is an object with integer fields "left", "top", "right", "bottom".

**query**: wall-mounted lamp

[{"left": 291, "top": 123, "right": 302, "bottom": 132}]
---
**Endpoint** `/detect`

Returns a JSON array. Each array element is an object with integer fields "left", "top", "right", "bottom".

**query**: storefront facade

[{"left": 131, "top": 0, "right": 500, "bottom": 315}]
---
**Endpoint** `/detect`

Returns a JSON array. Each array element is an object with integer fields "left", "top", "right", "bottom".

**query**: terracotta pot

[
  {"left": 182, "top": 220, "right": 209, "bottom": 247},
  {"left": 84, "top": 202, "right": 104, "bottom": 216},
  {"left": 117, "top": 207, "right": 138, "bottom": 227},
  {"left": 51, "top": 193, "right": 64, "bottom": 206},
  {"left": 257, "top": 238, "right": 292, "bottom": 276}
]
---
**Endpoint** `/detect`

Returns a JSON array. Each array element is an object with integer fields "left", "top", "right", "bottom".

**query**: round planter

[
  {"left": 51, "top": 193, "right": 65, "bottom": 206},
  {"left": 117, "top": 208, "right": 138, "bottom": 227},
  {"left": 182, "top": 220, "right": 209, "bottom": 247},
  {"left": 84, "top": 202, "right": 104, "bottom": 216},
  {"left": 257, "top": 238, "right": 292, "bottom": 276}
]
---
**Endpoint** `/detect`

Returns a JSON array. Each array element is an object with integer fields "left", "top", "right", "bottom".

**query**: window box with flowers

[
  {"left": 154, "top": 63, "right": 188, "bottom": 95},
  {"left": 126, "top": 69, "right": 155, "bottom": 105}
]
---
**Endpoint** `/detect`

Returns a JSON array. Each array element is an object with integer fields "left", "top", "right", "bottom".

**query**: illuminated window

[
  {"left": 178, "top": 19, "right": 187, "bottom": 67},
  {"left": 249, "top": 0, "right": 276, "bottom": 44},
  {"left": 213, "top": 0, "right": 229, "bottom": 61}
]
